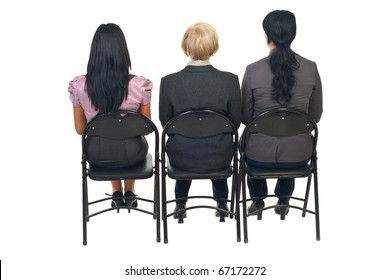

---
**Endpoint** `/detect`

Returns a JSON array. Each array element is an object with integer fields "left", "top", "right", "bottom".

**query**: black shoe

[
  {"left": 215, "top": 201, "right": 228, "bottom": 217},
  {"left": 247, "top": 199, "right": 265, "bottom": 214},
  {"left": 173, "top": 203, "right": 187, "bottom": 219},
  {"left": 275, "top": 199, "right": 289, "bottom": 215},
  {"left": 124, "top": 191, "right": 138, "bottom": 208},
  {"left": 111, "top": 191, "right": 125, "bottom": 208}
]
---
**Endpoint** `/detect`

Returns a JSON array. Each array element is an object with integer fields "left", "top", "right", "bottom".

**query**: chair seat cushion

[
  {"left": 167, "top": 160, "right": 232, "bottom": 180},
  {"left": 245, "top": 163, "right": 312, "bottom": 179},
  {"left": 88, "top": 154, "right": 153, "bottom": 180}
]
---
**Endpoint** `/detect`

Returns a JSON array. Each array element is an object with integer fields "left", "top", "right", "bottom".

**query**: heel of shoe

[
  {"left": 111, "top": 199, "right": 123, "bottom": 213},
  {"left": 280, "top": 207, "right": 286, "bottom": 220},
  {"left": 125, "top": 200, "right": 138, "bottom": 213},
  {"left": 178, "top": 213, "right": 185, "bottom": 224},
  {"left": 124, "top": 191, "right": 138, "bottom": 213},
  {"left": 173, "top": 204, "right": 186, "bottom": 223},
  {"left": 275, "top": 199, "right": 289, "bottom": 220},
  {"left": 247, "top": 199, "right": 264, "bottom": 220},
  {"left": 111, "top": 191, "right": 124, "bottom": 213},
  {"left": 216, "top": 202, "right": 228, "bottom": 222}
]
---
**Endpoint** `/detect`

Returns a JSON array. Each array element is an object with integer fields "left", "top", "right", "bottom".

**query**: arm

[
  {"left": 308, "top": 64, "right": 323, "bottom": 123},
  {"left": 159, "top": 77, "right": 174, "bottom": 127},
  {"left": 138, "top": 103, "right": 152, "bottom": 135},
  {"left": 138, "top": 103, "right": 151, "bottom": 119},
  {"left": 73, "top": 106, "right": 87, "bottom": 135},
  {"left": 241, "top": 67, "right": 254, "bottom": 125},
  {"left": 227, "top": 76, "right": 242, "bottom": 129}
]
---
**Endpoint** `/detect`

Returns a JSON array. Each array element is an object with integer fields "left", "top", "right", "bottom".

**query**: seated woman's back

[{"left": 159, "top": 22, "right": 241, "bottom": 172}]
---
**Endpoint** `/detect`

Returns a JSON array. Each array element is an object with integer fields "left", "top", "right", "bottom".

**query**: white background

[{"left": 1, "top": 0, "right": 388, "bottom": 279}]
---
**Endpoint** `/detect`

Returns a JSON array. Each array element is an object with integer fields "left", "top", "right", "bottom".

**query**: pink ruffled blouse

[{"left": 68, "top": 75, "right": 153, "bottom": 122}]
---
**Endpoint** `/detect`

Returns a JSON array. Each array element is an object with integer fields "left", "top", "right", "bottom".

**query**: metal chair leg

[
  {"left": 313, "top": 171, "right": 321, "bottom": 241},
  {"left": 302, "top": 175, "right": 312, "bottom": 217},
  {"left": 241, "top": 169, "right": 249, "bottom": 243}
]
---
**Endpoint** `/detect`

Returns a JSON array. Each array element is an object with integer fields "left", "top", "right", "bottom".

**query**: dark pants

[
  {"left": 175, "top": 179, "right": 228, "bottom": 205},
  {"left": 246, "top": 157, "right": 308, "bottom": 201}
]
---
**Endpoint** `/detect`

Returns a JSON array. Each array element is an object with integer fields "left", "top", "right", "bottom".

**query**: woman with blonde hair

[{"left": 159, "top": 22, "right": 241, "bottom": 219}]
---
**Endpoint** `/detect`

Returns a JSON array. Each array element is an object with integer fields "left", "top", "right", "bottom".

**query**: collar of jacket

[{"left": 182, "top": 65, "right": 216, "bottom": 72}]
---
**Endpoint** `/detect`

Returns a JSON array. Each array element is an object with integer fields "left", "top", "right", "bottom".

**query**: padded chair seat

[
  {"left": 167, "top": 160, "right": 232, "bottom": 180},
  {"left": 245, "top": 163, "right": 312, "bottom": 179},
  {"left": 88, "top": 154, "right": 153, "bottom": 180}
]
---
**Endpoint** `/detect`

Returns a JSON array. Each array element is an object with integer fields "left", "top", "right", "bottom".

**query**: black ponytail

[{"left": 263, "top": 10, "right": 299, "bottom": 104}]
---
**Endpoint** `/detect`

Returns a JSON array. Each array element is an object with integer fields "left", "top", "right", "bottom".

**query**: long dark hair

[
  {"left": 86, "top": 23, "right": 132, "bottom": 113},
  {"left": 263, "top": 10, "right": 299, "bottom": 104}
]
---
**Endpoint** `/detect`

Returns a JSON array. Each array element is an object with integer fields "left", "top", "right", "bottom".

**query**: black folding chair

[
  {"left": 161, "top": 110, "right": 240, "bottom": 243},
  {"left": 240, "top": 107, "right": 320, "bottom": 242},
  {"left": 81, "top": 110, "right": 160, "bottom": 245}
]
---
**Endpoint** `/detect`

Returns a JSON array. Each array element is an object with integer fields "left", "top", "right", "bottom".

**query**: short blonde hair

[{"left": 181, "top": 22, "right": 219, "bottom": 60}]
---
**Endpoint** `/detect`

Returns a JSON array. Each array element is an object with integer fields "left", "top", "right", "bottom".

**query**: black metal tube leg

[
  {"left": 161, "top": 171, "right": 168, "bottom": 244},
  {"left": 241, "top": 169, "right": 248, "bottom": 243},
  {"left": 314, "top": 172, "right": 320, "bottom": 241},
  {"left": 302, "top": 175, "right": 312, "bottom": 217},
  {"left": 235, "top": 172, "right": 241, "bottom": 242}
]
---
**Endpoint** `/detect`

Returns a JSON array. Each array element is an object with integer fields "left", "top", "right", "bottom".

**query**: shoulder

[
  {"left": 126, "top": 75, "right": 153, "bottom": 105},
  {"left": 243, "top": 57, "right": 270, "bottom": 83},
  {"left": 295, "top": 54, "right": 318, "bottom": 68},
  {"left": 161, "top": 70, "right": 184, "bottom": 81},
  {"left": 214, "top": 69, "right": 240, "bottom": 87},
  {"left": 245, "top": 56, "right": 269, "bottom": 71},
  {"left": 129, "top": 75, "right": 153, "bottom": 91},
  {"left": 215, "top": 68, "right": 239, "bottom": 79},
  {"left": 68, "top": 75, "right": 86, "bottom": 94}
]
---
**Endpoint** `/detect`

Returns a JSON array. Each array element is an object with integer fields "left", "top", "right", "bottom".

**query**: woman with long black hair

[
  {"left": 241, "top": 10, "right": 323, "bottom": 215},
  {"left": 68, "top": 23, "right": 153, "bottom": 208}
]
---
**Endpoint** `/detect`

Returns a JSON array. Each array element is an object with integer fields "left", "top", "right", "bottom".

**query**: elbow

[
  {"left": 74, "top": 122, "right": 86, "bottom": 135},
  {"left": 75, "top": 126, "right": 84, "bottom": 135}
]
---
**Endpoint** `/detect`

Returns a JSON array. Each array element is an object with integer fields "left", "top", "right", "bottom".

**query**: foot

[
  {"left": 215, "top": 201, "right": 228, "bottom": 217},
  {"left": 124, "top": 191, "right": 138, "bottom": 208},
  {"left": 275, "top": 199, "right": 289, "bottom": 215},
  {"left": 173, "top": 203, "right": 187, "bottom": 219},
  {"left": 111, "top": 191, "right": 124, "bottom": 208},
  {"left": 247, "top": 199, "right": 265, "bottom": 214}
]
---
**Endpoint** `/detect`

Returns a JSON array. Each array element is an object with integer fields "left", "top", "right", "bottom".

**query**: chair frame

[
  {"left": 161, "top": 110, "right": 241, "bottom": 244},
  {"left": 81, "top": 110, "right": 160, "bottom": 245},
  {"left": 239, "top": 107, "right": 320, "bottom": 242}
]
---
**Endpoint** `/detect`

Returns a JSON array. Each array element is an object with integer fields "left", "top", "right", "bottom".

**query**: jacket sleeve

[
  {"left": 227, "top": 75, "right": 242, "bottom": 129},
  {"left": 241, "top": 66, "right": 254, "bottom": 125},
  {"left": 159, "top": 77, "right": 174, "bottom": 128},
  {"left": 308, "top": 64, "right": 323, "bottom": 123}
]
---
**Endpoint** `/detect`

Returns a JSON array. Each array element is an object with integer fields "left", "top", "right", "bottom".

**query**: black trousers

[
  {"left": 175, "top": 179, "right": 228, "bottom": 205},
  {"left": 246, "top": 157, "right": 309, "bottom": 201}
]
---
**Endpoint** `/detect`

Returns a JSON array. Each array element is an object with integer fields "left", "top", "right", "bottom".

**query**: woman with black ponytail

[{"left": 241, "top": 10, "right": 323, "bottom": 215}]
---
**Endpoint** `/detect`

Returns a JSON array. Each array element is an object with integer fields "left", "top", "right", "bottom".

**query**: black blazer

[{"left": 159, "top": 65, "right": 241, "bottom": 172}]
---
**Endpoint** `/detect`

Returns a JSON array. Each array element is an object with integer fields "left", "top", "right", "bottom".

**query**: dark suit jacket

[
  {"left": 241, "top": 53, "right": 323, "bottom": 163},
  {"left": 159, "top": 65, "right": 241, "bottom": 172}
]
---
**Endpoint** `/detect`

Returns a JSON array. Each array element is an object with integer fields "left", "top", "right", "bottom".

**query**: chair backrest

[
  {"left": 241, "top": 107, "right": 318, "bottom": 151},
  {"left": 83, "top": 111, "right": 155, "bottom": 140},
  {"left": 82, "top": 110, "right": 159, "bottom": 168},
  {"left": 161, "top": 109, "right": 239, "bottom": 171},
  {"left": 163, "top": 109, "right": 236, "bottom": 138}
]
